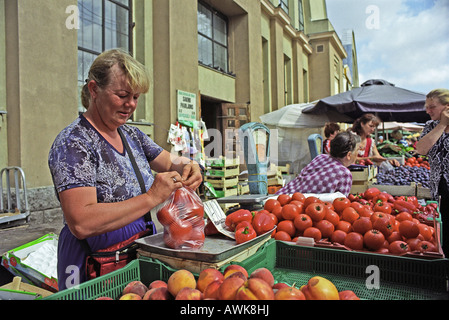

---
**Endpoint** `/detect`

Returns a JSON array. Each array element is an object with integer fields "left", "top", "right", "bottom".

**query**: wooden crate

[
  {"left": 373, "top": 182, "right": 417, "bottom": 196},
  {"left": 350, "top": 181, "right": 371, "bottom": 194},
  {"left": 205, "top": 186, "right": 238, "bottom": 199},
  {"left": 205, "top": 175, "right": 239, "bottom": 188},
  {"left": 205, "top": 157, "right": 240, "bottom": 168},
  {"left": 205, "top": 165, "right": 239, "bottom": 178},
  {"left": 351, "top": 165, "right": 377, "bottom": 181},
  {"left": 416, "top": 183, "right": 432, "bottom": 199}
]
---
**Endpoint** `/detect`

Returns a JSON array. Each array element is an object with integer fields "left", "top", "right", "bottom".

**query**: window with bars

[
  {"left": 197, "top": 2, "right": 229, "bottom": 73},
  {"left": 77, "top": 0, "right": 132, "bottom": 113}
]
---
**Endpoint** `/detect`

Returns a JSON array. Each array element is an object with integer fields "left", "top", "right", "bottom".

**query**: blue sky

[{"left": 325, "top": 0, "right": 449, "bottom": 94}]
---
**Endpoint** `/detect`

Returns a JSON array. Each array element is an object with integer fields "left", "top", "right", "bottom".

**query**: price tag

[{"left": 203, "top": 200, "right": 235, "bottom": 239}]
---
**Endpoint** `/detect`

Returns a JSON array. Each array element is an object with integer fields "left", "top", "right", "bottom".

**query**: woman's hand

[
  {"left": 181, "top": 163, "right": 203, "bottom": 190},
  {"left": 146, "top": 171, "right": 183, "bottom": 205}
]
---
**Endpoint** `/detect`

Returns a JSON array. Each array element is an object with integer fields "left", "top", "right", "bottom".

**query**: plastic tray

[{"left": 230, "top": 239, "right": 449, "bottom": 300}]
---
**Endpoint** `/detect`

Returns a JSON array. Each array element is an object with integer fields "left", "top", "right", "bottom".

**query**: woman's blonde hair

[
  {"left": 426, "top": 88, "right": 449, "bottom": 106},
  {"left": 81, "top": 48, "right": 150, "bottom": 109}
]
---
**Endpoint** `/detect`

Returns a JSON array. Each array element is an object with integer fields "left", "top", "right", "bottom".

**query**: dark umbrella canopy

[{"left": 303, "top": 79, "right": 430, "bottom": 123}]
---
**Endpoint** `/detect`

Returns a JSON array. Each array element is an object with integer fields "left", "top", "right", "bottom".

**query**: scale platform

[{"left": 215, "top": 194, "right": 269, "bottom": 211}]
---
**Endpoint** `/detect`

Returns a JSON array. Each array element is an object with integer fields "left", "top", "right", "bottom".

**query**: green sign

[{"left": 177, "top": 90, "right": 197, "bottom": 123}]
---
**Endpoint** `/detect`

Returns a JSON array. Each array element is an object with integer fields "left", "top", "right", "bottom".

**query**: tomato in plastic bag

[{"left": 156, "top": 187, "right": 205, "bottom": 249}]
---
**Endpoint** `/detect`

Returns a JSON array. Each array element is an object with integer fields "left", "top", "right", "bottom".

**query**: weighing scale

[{"left": 216, "top": 122, "right": 271, "bottom": 212}]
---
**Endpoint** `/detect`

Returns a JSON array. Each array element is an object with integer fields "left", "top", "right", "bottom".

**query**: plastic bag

[{"left": 156, "top": 186, "right": 205, "bottom": 249}]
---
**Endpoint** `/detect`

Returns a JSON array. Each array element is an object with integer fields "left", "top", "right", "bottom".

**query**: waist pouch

[{"left": 83, "top": 228, "right": 153, "bottom": 280}]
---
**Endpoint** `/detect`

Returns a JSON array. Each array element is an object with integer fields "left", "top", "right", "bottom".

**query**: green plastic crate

[
  {"left": 230, "top": 239, "right": 449, "bottom": 300},
  {"left": 44, "top": 257, "right": 177, "bottom": 300}
]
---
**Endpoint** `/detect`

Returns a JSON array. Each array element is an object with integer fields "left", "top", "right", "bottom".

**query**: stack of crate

[
  {"left": 350, "top": 165, "right": 378, "bottom": 194},
  {"left": 204, "top": 157, "right": 240, "bottom": 199}
]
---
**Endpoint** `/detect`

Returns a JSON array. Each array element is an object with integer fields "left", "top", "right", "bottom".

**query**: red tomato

[
  {"left": 373, "top": 215, "right": 394, "bottom": 238},
  {"left": 373, "top": 201, "right": 392, "bottom": 214},
  {"left": 281, "top": 204, "right": 301, "bottom": 220},
  {"left": 336, "top": 220, "right": 353, "bottom": 233},
  {"left": 157, "top": 206, "right": 177, "bottom": 226},
  {"left": 352, "top": 217, "right": 373, "bottom": 235},
  {"left": 305, "top": 203, "right": 327, "bottom": 222},
  {"left": 406, "top": 238, "right": 422, "bottom": 251},
  {"left": 417, "top": 223, "right": 432, "bottom": 241},
  {"left": 398, "top": 220, "right": 420, "bottom": 239},
  {"left": 271, "top": 205, "right": 283, "bottom": 221},
  {"left": 417, "top": 240, "right": 437, "bottom": 253},
  {"left": 395, "top": 211, "right": 413, "bottom": 222},
  {"left": 387, "top": 231, "right": 403, "bottom": 244},
  {"left": 363, "top": 229, "right": 386, "bottom": 251},
  {"left": 303, "top": 227, "right": 322, "bottom": 242},
  {"left": 325, "top": 210, "right": 340, "bottom": 226},
  {"left": 293, "top": 214, "right": 313, "bottom": 232},
  {"left": 332, "top": 197, "right": 351, "bottom": 214},
  {"left": 331, "top": 230, "right": 347, "bottom": 245},
  {"left": 344, "top": 232, "right": 364, "bottom": 250},
  {"left": 341, "top": 207, "right": 360, "bottom": 224},
  {"left": 277, "top": 220, "right": 296, "bottom": 237},
  {"left": 274, "top": 230, "right": 292, "bottom": 242},
  {"left": 363, "top": 187, "right": 381, "bottom": 200},
  {"left": 264, "top": 199, "right": 281, "bottom": 212},
  {"left": 389, "top": 240, "right": 410, "bottom": 254},
  {"left": 303, "top": 196, "right": 322, "bottom": 208},
  {"left": 315, "top": 220, "right": 335, "bottom": 239},
  {"left": 291, "top": 192, "right": 306, "bottom": 203},
  {"left": 277, "top": 194, "right": 291, "bottom": 206},
  {"left": 322, "top": 201, "right": 334, "bottom": 212}
]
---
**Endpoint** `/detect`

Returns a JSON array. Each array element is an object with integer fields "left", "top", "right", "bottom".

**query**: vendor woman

[
  {"left": 276, "top": 132, "right": 361, "bottom": 196},
  {"left": 48, "top": 49, "right": 203, "bottom": 290}
]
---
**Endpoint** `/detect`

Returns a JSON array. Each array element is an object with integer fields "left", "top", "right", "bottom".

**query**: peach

[
  {"left": 272, "top": 282, "right": 290, "bottom": 291},
  {"left": 122, "top": 280, "right": 148, "bottom": 298},
  {"left": 249, "top": 267, "right": 274, "bottom": 287},
  {"left": 274, "top": 286, "right": 306, "bottom": 300},
  {"left": 175, "top": 287, "right": 202, "bottom": 300},
  {"left": 226, "top": 271, "right": 247, "bottom": 282},
  {"left": 143, "top": 287, "right": 172, "bottom": 300},
  {"left": 203, "top": 280, "right": 222, "bottom": 300},
  {"left": 95, "top": 296, "right": 113, "bottom": 300},
  {"left": 301, "top": 276, "right": 339, "bottom": 300},
  {"left": 218, "top": 277, "right": 245, "bottom": 300},
  {"left": 167, "top": 269, "right": 196, "bottom": 297},
  {"left": 197, "top": 268, "right": 224, "bottom": 293},
  {"left": 236, "top": 278, "right": 274, "bottom": 300},
  {"left": 119, "top": 293, "right": 142, "bottom": 300},
  {"left": 148, "top": 280, "right": 168, "bottom": 290},
  {"left": 223, "top": 265, "right": 248, "bottom": 279}
]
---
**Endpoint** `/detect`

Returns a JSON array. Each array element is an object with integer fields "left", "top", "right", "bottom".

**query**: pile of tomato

[
  {"left": 405, "top": 156, "right": 430, "bottom": 169},
  {"left": 259, "top": 188, "right": 440, "bottom": 256}
]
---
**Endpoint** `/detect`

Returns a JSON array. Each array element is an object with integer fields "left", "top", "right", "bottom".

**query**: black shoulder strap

[
  {"left": 118, "top": 127, "right": 152, "bottom": 224},
  {"left": 80, "top": 127, "right": 153, "bottom": 254}
]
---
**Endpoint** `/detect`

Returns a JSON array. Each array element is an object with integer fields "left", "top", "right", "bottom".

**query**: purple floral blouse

[{"left": 48, "top": 115, "right": 163, "bottom": 290}]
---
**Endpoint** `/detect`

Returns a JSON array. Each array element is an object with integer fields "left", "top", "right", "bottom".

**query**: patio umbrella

[
  {"left": 303, "top": 79, "right": 429, "bottom": 123},
  {"left": 259, "top": 102, "right": 354, "bottom": 128}
]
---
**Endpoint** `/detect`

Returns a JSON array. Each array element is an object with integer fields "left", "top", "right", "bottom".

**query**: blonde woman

[
  {"left": 49, "top": 49, "right": 202, "bottom": 289},
  {"left": 416, "top": 88, "right": 449, "bottom": 257}
]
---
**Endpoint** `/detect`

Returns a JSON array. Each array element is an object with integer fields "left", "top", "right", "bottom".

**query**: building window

[
  {"left": 197, "top": 2, "right": 229, "bottom": 73},
  {"left": 298, "top": 0, "right": 304, "bottom": 31},
  {"left": 280, "top": 0, "right": 289, "bottom": 15},
  {"left": 77, "top": 0, "right": 132, "bottom": 113}
]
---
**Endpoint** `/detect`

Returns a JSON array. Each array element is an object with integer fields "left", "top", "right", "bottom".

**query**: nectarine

[
  {"left": 197, "top": 268, "right": 224, "bottom": 293},
  {"left": 122, "top": 280, "right": 148, "bottom": 298},
  {"left": 236, "top": 278, "right": 275, "bottom": 300},
  {"left": 175, "top": 287, "right": 202, "bottom": 300},
  {"left": 167, "top": 269, "right": 196, "bottom": 297},
  {"left": 249, "top": 267, "right": 274, "bottom": 287}
]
